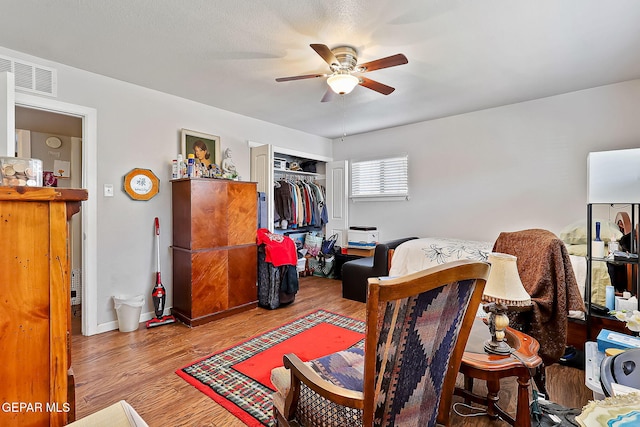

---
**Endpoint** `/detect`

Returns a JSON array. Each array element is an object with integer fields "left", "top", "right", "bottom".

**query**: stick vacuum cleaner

[{"left": 146, "top": 217, "right": 176, "bottom": 328}]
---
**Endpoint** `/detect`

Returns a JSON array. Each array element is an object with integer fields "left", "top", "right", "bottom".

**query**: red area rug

[{"left": 176, "top": 310, "right": 365, "bottom": 426}]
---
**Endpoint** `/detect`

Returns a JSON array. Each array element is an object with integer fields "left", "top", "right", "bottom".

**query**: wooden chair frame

[{"left": 274, "top": 260, "right": 489, "bottom": 426}]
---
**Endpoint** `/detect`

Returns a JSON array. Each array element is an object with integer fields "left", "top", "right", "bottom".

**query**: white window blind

[{"left": 351, "top": 155, "right": 408, "bottom": 200}]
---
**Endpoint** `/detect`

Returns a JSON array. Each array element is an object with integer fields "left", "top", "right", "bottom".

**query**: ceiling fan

[{"left": 275, "top": 44, "right": 408, "bottom": 102}]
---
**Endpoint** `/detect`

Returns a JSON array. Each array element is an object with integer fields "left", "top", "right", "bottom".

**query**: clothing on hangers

[{"left": 273, "top": 174, "right": 326, "bottom": 230}]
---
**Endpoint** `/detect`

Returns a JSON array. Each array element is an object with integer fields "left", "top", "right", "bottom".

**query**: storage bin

[
  {"left": 296, "top": 257, "right": 307, "bottom": 273},
  {"left": 597, "top": 329, "right": 640, "bottom": 352},
  {"left": 585, "top": 342, "right": 606, "bottom": 400},
  {"left": 347, "top": 230, "right": 379, "bottom": 247}
]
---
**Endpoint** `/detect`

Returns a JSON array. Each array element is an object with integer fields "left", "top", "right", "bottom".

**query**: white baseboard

[{"left": 95, "top": 308, "right": 174, "bottom": 334}]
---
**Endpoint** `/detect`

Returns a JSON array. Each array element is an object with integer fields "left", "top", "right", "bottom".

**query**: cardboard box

[
  {"left": 348, "top": 230, "right": 379, "bottom": 248},
  {"left": 597, "top": 329, "right": 640, "bottom": 353}
]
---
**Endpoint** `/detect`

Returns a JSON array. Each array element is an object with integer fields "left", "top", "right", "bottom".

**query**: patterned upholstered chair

[{"left": 271, "top": 259, "right": 489, "bottom": 427}]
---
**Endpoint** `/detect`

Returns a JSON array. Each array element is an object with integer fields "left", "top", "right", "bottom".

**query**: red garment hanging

[{"left": 256, "top": 228, "right": 298, "bottom": 267}]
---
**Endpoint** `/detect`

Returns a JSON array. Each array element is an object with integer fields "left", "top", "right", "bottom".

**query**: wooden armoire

[
  {"left": 171, "top": 178, "right": 258, "bottom": 326},
  {"left": 0, "top": 186, "right": 87, "bottom": 426}
]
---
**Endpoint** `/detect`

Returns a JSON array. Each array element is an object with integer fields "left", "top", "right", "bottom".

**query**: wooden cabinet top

[
  {"left": 170, "top": 178, "right": 257, "bottom": 185},
  {"left": 0, "top": 186, "right": 88, "bottom": 202},
  {"left": 172, "top": 178, "right": 257, "bottom": 250}
]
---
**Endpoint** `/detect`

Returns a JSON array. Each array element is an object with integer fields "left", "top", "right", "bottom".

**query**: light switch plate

[{"left": 103, "top": 184, "right": 114, "bottom": 197}]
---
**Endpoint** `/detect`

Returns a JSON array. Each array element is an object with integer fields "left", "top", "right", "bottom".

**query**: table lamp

[{"left": 482, "top": 252, "right": 532, "bottom": 355}]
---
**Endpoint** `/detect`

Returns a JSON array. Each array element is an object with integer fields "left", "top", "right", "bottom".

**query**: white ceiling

[{"left": 2, "top": 0, "right": 640, "bottom": 139}]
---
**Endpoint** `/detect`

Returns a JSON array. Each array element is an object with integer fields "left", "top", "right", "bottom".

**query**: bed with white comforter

[{"left": 389, "top": 236, "right": 586, "bottom": 320}]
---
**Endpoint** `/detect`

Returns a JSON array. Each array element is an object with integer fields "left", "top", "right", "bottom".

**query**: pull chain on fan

[
  {"left": 340, "top": 94, "right": 348, "bottom": 141},
  {"left": 275, "top": 44, "right": 408, "bottom": 102}
]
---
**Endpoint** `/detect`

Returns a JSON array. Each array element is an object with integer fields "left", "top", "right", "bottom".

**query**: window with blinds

[{"left": 351, "top": 155, "right": 408, "bottom": 200}]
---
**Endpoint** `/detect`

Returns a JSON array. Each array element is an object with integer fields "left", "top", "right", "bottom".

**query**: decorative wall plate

[
  {"left": 123, "top": 168, "right": 160, "bottom": 201},
  {"left": 46, "top": 136, "right": 62, "bottom": 148}
]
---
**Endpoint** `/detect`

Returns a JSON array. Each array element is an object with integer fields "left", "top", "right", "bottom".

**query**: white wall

[
  {"left": 29, "top": 131, "right": 73, "bottom": 186},
  {"left": 1, "top": 72, "right": 15, "bottom": 156},
  {"left": 333, "top": 80, "right": 640, "bottom": 244},
  {"left": 5, "top": 41, "right": 640, "bottom": 331},
  {"left": 0, "top": 46, "right": 332, "bottom": 331}
]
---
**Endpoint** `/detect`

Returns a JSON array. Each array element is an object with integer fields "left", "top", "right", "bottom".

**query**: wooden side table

[
  {"left": 345, "top": 246, "right": 376, "bottom": 257},
  {"left": 455, "top": 318, "right": 542, "bottom": 427}
]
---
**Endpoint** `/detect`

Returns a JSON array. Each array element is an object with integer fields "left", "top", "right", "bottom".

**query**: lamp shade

[
  {"left": 327, "top": 74, "right": 359, "bottom": 94},
  {"left": 483, "top": 253, "right": 531, "bottom": 307}
]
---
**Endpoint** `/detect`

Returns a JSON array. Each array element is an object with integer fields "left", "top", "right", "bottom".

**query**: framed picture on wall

[{"left": 181, "top": 128, "right": 221, "bottom": 169}]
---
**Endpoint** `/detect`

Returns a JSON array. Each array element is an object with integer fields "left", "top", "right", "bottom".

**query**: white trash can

[{"left": 113, "top": 295, "right": 145, "bottom": 332}]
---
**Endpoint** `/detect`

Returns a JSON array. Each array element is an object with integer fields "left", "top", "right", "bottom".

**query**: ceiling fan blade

[
  {"left": 357, "top": 53, "right": 408, "bottom": 72},
  {"left": 358, "top": 76, "right": 395, "bottom": 95},
  {"left": 320, "top": 88, "right": 336, "bottom": 103},
  {"left": 275, "top": 73, "right": 327, "bottom": 82},
  {"left": 310, "top": 44, "right": 339, "bottom": 67}
]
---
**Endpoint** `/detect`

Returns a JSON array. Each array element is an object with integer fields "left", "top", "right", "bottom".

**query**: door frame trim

[{"left": 15, "top": 93, "right": 98, "bottom": 336}]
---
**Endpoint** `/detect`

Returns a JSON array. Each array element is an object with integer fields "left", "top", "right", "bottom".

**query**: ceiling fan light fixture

[{"left": 327, "top": 74, "right": 359, "bottom": 95}]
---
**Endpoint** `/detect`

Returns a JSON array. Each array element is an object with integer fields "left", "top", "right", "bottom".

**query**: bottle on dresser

[
  {"left": 172, "top": 159, "right": 179, "bottom": 179},
  {"left": 187, "top": 154, "right": 195, "bottom": 178},
  {"left": 177, "top": 154, "right": 186, "bottom": 178}
]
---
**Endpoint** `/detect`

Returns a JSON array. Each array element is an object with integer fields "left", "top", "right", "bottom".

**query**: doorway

[
  {"left": 14, "top": 92, "right": 98, "bottom": 336},
  {"left": 16, "top": 106, "right": 84, "bottom": 332}
]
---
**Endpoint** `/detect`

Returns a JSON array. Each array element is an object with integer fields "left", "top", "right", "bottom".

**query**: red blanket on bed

[{"left": 493, "top": 229, "right": 585, "bottom": 365}]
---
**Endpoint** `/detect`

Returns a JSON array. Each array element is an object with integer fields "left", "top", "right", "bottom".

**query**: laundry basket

[{"left": 113, "top": 295, "right": 145, "bottom": 332}]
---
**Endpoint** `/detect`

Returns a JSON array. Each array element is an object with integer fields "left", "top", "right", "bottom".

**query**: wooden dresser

[
  {"left": 171, "top": 179, "right": 258, "bottom": 326},
  {"left": 0, "top": 186, "right": 87, "bottom": 427}
]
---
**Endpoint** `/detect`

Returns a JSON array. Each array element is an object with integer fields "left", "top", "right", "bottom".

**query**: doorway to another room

[{"left": 15, "top": 106, "right": 84, "bottom": 334}]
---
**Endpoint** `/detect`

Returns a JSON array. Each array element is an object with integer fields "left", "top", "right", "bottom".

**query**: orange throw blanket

[{"left": 493, "top": 229, "right": 585, "bottom": 365}]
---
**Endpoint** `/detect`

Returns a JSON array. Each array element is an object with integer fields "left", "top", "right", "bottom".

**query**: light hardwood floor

[{"left": 72, "top": 276, "right": 593, "bottom": 426}]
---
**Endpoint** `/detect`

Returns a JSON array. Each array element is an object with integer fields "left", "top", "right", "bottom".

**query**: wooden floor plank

[{"left": 72, "top": 276, "right": 593, "bottom": 426}]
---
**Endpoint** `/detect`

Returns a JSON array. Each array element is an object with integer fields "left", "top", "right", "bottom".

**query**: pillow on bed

[
  {"left": 560, "top": 219, "right": 622, "bottom": 244},
  {"left": 564, "top": 243, "right": 587, "bottom": 257}
]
